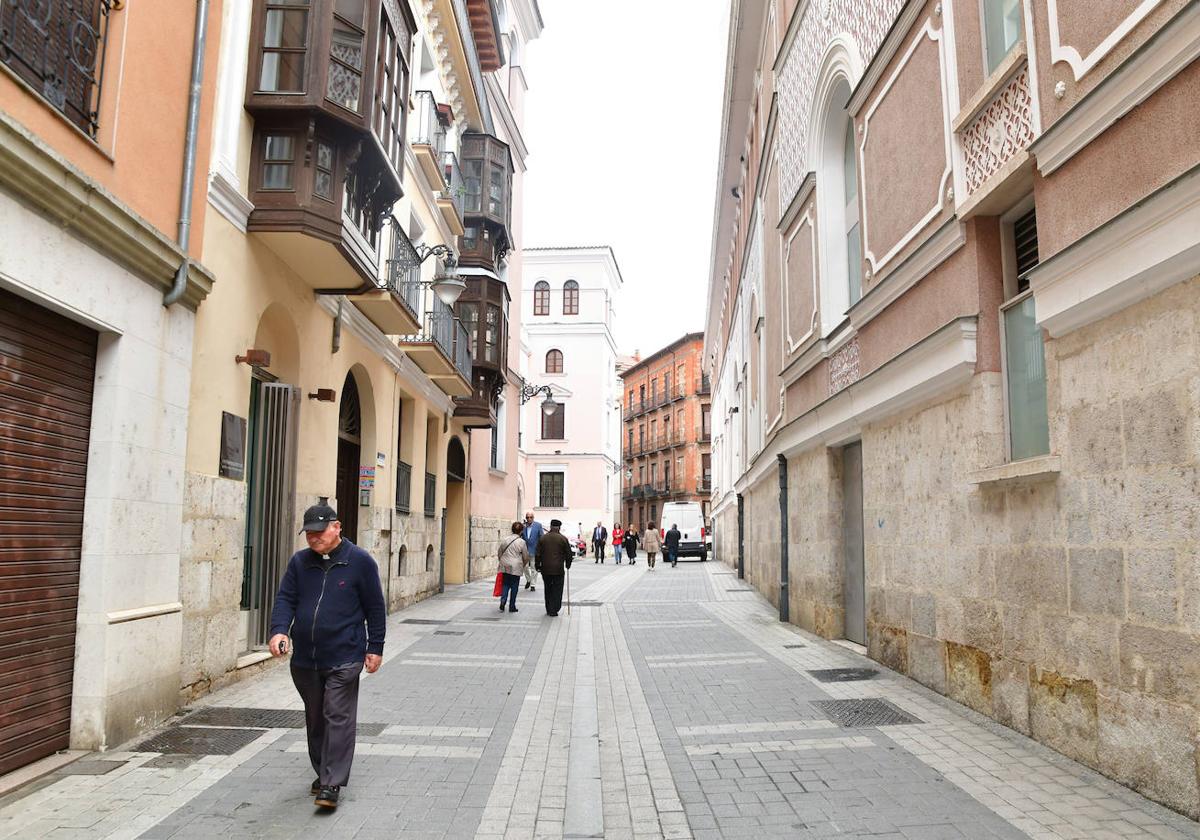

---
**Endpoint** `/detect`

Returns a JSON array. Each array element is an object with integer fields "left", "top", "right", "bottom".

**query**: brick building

[{"left": 620, "top": 333, "right": 712, "bottom": 531}]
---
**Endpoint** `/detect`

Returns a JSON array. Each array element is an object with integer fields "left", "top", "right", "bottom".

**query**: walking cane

[{"left": 566, "top": 564, "right": 571, "bottom": 616}]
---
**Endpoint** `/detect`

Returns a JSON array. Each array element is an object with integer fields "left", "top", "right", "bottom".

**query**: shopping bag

[{"left": 493, "top": 572, "right": 504, "bottom": 597}]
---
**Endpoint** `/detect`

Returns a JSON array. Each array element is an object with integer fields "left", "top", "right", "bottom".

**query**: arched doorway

[
  {"left": 336, "top": 371, "right": 361, "bottom": 542},
  {"left": 443, "top": 436, "right": 468, "bottom": 584}
]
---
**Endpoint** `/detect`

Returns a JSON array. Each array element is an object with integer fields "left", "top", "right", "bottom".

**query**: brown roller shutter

[{"left": 0, "top": 286, "right": 96, "bottom": 774}]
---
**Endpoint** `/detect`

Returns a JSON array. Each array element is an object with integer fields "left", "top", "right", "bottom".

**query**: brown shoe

[{"left": 315, "top": 785, "right": 339, "bottom": 809}]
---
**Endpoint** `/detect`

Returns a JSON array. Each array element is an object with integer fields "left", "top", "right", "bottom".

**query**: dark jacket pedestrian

[
  {"left": 536, "top": 519, "right": 573, "bottom": 616},
  {"left": 269, "top": 503, "right": 385, "bottom": 810},
  {"left": 665, "top": 524, "right": 682, "bottom": 566},
  {"left": 591, "top": 522, "right": 608, "bottom": 562},
  {"left": 623, "top": 528, "right": 639, "bottom": 563}
]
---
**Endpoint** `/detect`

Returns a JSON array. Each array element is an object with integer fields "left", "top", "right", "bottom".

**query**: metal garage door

[{"left": 0, "top": 287, "right": 96, "bottom": 774}]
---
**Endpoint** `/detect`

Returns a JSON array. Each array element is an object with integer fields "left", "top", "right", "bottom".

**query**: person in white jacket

[{"left": 498, "top": 521, "right": 532, "bottom": 613}]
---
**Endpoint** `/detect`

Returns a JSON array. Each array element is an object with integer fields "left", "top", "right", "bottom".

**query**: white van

[{"left": 659, "top": 502, "right": 707, "bottom": 561}]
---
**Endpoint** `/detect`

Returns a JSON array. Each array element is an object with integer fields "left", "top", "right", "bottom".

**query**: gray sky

[{"left": 521, "top": 0, "right": 730, "bottom": 358}]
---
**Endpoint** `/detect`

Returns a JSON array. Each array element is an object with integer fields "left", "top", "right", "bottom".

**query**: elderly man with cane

[{"left": 535, "top": 518, "right": 573, "bottom": 616}]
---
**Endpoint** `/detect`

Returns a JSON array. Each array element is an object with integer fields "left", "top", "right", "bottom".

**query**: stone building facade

[
  {"left": 704, "top": 0, "right": 1200, "bottom": 818},
  {"left": 620, "top": 333, "right": 714, "bottom": 531}
]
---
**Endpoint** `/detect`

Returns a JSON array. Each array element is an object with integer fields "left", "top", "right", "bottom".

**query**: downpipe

[
  {"left": 777, "top": 454, "right": 789, "bottom": 623},
  {"left": 164, "top": 0, "right": 210, "bottom": 306},
  {"left": 736, "top": 492, "right": 744, "bottom": 579}
]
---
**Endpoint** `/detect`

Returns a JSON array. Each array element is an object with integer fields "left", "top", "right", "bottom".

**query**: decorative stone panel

[
  {"left": 776, "top": 0, "right": 906, "bottom": 200},
  {"left": 960, "top": 69, "right": 1036, "bottom": 194},
  {"left": 828, "top": 337, "right": 861, "bottom": 395}
]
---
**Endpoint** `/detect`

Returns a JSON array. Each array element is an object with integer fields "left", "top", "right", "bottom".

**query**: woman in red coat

[{"left": 612, "top": 524, "right": 625, "bottom": 564}]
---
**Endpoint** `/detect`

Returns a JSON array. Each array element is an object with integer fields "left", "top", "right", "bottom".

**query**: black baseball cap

[
  {"left": 300, "top": 503, "right": 339, "bottom": 533},
  {"left": 550, "top": 519, "right": 562, "bottom": 527}
]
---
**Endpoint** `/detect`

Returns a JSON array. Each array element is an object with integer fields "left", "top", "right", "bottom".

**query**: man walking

[
  {"left": 269, "top": 502, "right": 386, "bottom": 810},
  {"left": 522, "top": 511, "right": 544, "bottom": 591},
  {"left": 665, "top": 522, "right": 682, "bottom": 568},
  {"left": 536, "top": 519, "right": 573, "bottom": 616},
  {"left": 592, "top": 520, "right": 608, "bottom": 563}
]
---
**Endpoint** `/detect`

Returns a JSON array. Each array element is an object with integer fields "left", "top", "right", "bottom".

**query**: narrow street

[{"left": 0, "top": 560, "right": 1194, "bottom": 840}]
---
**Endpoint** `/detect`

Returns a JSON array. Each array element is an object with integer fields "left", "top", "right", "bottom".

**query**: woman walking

[
  {"left": 642, "top": 522, "right": 662, "bottom": 569},
  {"left": 497, "top": 521, "right": 531, "bottom": 613},
  {"left": 612, "top": 523, "right": 625, "bottom": 564},
  {"left": 624, "top": 526, "right": 639, "bottom": 565}
]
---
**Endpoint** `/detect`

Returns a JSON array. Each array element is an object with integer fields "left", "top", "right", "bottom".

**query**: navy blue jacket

[{"left": 269, "top": 539, "right": 386, "bottom": 670}]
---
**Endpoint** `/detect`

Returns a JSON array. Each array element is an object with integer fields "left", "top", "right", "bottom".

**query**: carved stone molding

[
  {"left": 960, "top": 68, "right": 1036, "bottom": 194},
  {"left": 828, "top": 336, "right": 861, "bottom": 395}
]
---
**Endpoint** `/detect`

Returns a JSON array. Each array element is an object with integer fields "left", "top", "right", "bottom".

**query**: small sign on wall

[
  {"left": 219, "top": 412, "right": 247, "bottom": 480},
  {"left": 359, "top": 466, "right": 375, "bottom": 490}
]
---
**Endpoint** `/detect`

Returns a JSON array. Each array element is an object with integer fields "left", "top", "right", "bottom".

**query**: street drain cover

[
  {"left": 63, "top": 760, "right": 126, "bottom": 775},
  {"left": 142, "top": 755, "right": 199, "bottom": 770},
  {"left": 434, "top": 630, "right": 466, "bottom": 635},
  {"left": 133, "top": 726, "right": 266, "bottom": 755},
  {"left": 783, "top": 643, "right": 806, "bottom": 649},
  {"left": 184, "top": 707, "right": 306, "bottom": 728},
  {"left": 813, "top": 698, "right": 922, "bottom": 727},
  {"left": 725, "top": 588, "right": 752, "bottom": 592},
  {"left": 808, "top": 667, "right": 878, "bottom": 682},
  {"left": 402, "top": 618, "right": 450, "bottom": 625},
  {"left": 566, "top": 601, "right": 602, "bottom": 607}
]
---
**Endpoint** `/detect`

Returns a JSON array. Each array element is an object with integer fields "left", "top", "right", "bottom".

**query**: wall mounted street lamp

[
  {"left": 413, "top": 243, "right": 466, "bottom": 306},
  {"left": 519, "top": 380, "right": 558, "bottom": 416}
]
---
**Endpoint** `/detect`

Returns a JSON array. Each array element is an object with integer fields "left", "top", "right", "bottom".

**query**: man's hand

[
  {"left": 269, "top": 633, "right": 289, "bottom": 657},
  {"left": 365, "top": 654, "right": 382, "bottom": 674}
]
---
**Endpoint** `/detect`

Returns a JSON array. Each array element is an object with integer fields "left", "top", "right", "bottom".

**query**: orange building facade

[{"left": 619, "top": 333, "right": 712, "bottom": 532}]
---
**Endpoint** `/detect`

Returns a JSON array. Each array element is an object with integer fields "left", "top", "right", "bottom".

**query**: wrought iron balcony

[
  {"left": 411, "top": 90, "right": 447, "bottom": 186},
  {"left": 1, "top": 1, "right": 116, "bottom": 137},
  {"left": 396, "top": 293, "right": 472, "bottom": 395},
  {"left": 697, "top": 374, "right": 712, "bottom": 395},
  {"left": 439, "top": 151, "right": 465, "bottom": 235}
]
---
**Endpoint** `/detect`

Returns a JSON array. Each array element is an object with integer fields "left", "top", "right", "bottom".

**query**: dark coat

[
  {"left": 536, "top": 530, "right": 574, "bottom": 576},
  {"left": 664, "top": 527, "right": 682, "bottom": 549},
  {"left": 591, "top": 525, "right": 608, "bottom": 543},
  {"left": 269, "top": 539, "right": 386, "bottom": 670}
]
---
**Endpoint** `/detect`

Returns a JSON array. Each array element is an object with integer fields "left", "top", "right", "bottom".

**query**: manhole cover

[
  {"left": 783, "top": 644, "right": 806, "bottom": 649},
  {"left": 402, "top": 618, "right": 450, "bottom": 625},
  {"left": 434, "top": 630, "right": 466, "bottom": 636},
  {"left": 133, "top": 726, "right": 266, "bottom": 755},
  {"left": 808, "top": 668, "right": 878, "bottom": 682},
  {"left": 62, "top": 760, "right": 126, "bottom": 775},
  {"left": 142, "top": 755, "right": 199, "bottom": 770},
  {"left": 184, "top": 707, "right": 306, "bottom": 728},
  {"left": 812, "top": 698, "right": 922, "bottom": 727}
]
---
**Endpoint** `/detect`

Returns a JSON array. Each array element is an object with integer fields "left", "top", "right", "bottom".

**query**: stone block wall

[
  {"left": 730, "top": 276, "right": 1200, "bottom": 817},
  {"left": 469, "top": 515, "right": 514, "bottom": 582},
  {"left": 379, "top": 509, "right": 443, "bottom": 612}
]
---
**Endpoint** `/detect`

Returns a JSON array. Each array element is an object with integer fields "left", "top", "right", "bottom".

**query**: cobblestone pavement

[{"left": 1, "top": 560, "right": 1197, "bottom": 839}]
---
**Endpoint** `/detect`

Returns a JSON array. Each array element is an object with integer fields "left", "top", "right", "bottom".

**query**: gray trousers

[{"left": 291, "top": 663, "right": 361, "bottom": 787}]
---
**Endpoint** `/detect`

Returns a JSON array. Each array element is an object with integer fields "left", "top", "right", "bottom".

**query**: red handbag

[{"left": 493, "top": 572, "right": 504, "bottom": 597}]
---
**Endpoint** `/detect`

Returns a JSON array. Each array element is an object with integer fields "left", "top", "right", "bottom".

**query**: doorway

[
  {"left": 242, "top": 377, "right": 300, "bottom": 650},
  {"left": 443, "top": 437, "right": 467, "bottom": 584},
  {"left": 336, "top": 372, "right": 361, "bottom": 543},
  {"left": 841, "top": 442, "right": 866, "bottom": 645}
]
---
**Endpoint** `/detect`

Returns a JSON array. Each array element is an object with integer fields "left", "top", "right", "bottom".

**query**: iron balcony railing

[
  {"left": 699, "top": 476, "right": 712, "bottom": 494},
  {"left": 397, "top": 293, "right": 472, "bottom": 382},
  {"left": 1, "top": 1, "right": 116, "bottom": 138},
  {"left": 697, "top": 374, "right": 712, "bottom": 395},
  {"left": 386, "top": 230, "right": 424, "bottom": 321},
  {"left": 440, "top": 150, "right": 465, "bottom": 221},
  {"left": 424, "top": 472, "right": 437, "bottom": 518},
  {"left": 410, "top": 90, "right": 446, "bottom": 155},
  {"left": 395, "top": 460, "right": 412, "bottom": 513},
  {"left": 449, "top": 309, "right": 472, "bottom": 381}
]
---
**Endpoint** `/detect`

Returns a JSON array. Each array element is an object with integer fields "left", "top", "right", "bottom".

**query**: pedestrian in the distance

[
  {"left": 592, "top": 521, "right": 608, "bottom": 563},
  {"left": 665, "top": 523, "right": 682, "bottom": 568},
  {"left": 612, "top": 523, "right": 625, "bottom": 564},
  {"left": 624, "top": 526, "right": 639, "bottom": 565},
  {"left": 536, "top": 519, "right": 573, "bottom": 615},
  {"left": 497, "top": 521, "right": 531, "bottom": 613},
  {"left": 522, "top": 511, "right": 544, "bottom": 591},
  {"left": 268, "top": 502, "right": 386, "bottom": 811},
  {"left": 642, "top": 522, "right": 662, "bottom": 569}
]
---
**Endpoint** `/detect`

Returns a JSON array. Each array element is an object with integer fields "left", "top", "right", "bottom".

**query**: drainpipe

[
  {"left": 777, "top": 454, "right": 789, "bottom": 623},
  {"left": 736, "top": 492, "right": 744, "bottom": 579},
  {"left": 164, "top": 0, "right": 211, "bottom": 307}
]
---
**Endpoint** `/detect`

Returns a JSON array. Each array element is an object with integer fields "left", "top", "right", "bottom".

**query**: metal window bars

[
  {"left": 423, "top": 472, "right": 436, "bottom": 517},
  {"left": 0, "top": 0, "right": 116, "bottom": 138},
  {"left": 395, "top": 460, "right": 412, "bottom": 513}
]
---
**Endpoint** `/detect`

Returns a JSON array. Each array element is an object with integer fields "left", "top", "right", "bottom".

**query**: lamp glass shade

[
  {"left": 541, "top": 395, "right": 557, "bottom": 416},
  {"left": 431, "top": 275, "right": 466, "bottom": 306}
]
